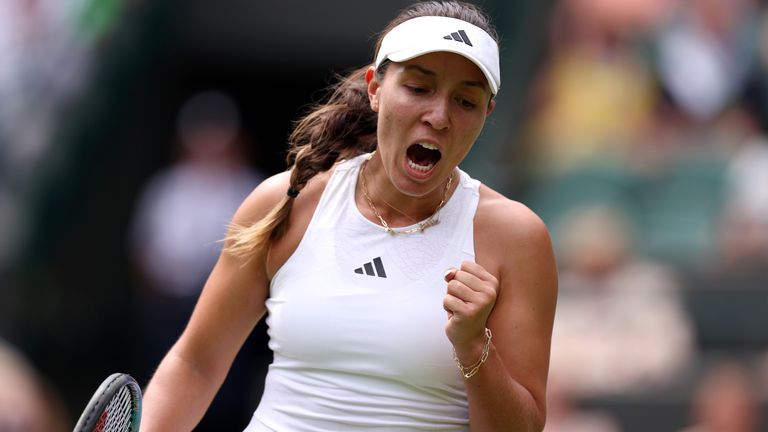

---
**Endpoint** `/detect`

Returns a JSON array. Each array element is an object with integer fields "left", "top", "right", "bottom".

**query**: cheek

[
  {"left": 451, "top": 123, "right": 485, "bottom": 158},
  {"left": 464, "top": 115, "right": 487, "bottom": 142},
  {"left": 454, "top": 140, "right": 476, "bottom": 162},
  {"left": 376, "top": 110, "right": 393, "bottom": 138},
  {"left": 377, "top": 104, "right": 409, "bottom": 138},
  {"left": 375, "top": 111, "right": 398, "bottom": 156}
]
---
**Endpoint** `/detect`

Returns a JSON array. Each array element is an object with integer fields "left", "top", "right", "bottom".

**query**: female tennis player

[{"left": 140, "top": 1, "right": 558, "bottom": 430}]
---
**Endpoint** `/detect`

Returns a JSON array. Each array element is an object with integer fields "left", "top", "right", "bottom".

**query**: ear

[
  {"left": 486, "top": 98, "right": 496, "bottom": 116},
  {"left": 365, "top": 66, "right": 380, "bottom": 112}
]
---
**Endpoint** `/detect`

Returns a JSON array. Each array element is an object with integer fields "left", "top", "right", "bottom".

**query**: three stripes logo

[
  {"left": 354, "top": 257, "right": 387, "bottom": 278},
  {"left": 443, "top": 29, "right": 473, "bottom": 47}
]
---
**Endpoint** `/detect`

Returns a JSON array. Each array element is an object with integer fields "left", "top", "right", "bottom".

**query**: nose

[{"left": 422, "top": 97, "right": 451, "bottom": 131}]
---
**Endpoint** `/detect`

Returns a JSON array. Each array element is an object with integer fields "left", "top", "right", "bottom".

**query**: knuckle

[{"left": 480, "top": 288, "right": 497, "bottom": 304}]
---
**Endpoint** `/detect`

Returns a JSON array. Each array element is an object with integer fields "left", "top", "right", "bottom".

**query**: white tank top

[{"left": 245, "top": 153, "right": 481, "bottom": 431}]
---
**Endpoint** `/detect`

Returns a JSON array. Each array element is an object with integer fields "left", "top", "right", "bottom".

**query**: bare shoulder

[
  {"left": 231, "top": 168, "right": 332, "bottom": 228},
  {"left": 230, "top": 170, "right": 292, "bottom": 226},
  {"left": 234, "top": 166, "right": 333, "bottom": 278},
  {"left": 474, "top": 184, "right": 558, "bottom": 312},
  {"left": 474, "top": 185, "right": 553, "bottom": 264}
]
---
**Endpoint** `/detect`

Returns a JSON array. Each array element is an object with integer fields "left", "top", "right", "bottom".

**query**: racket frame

[{"left": 74, "top": 373, "right": 142, "bottom": 432}]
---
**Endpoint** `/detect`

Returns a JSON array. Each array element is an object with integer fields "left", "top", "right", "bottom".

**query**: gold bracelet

[{"left": 453, "top": 328, "right": 492, "bottom": 379}]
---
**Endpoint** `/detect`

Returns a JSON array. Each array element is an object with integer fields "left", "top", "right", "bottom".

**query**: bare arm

[
  {"left": 139, "top": 172, "right": 290, "bottom": 431},
  {"left": 444, "top": 187, "right": 558, "bottom": 432}
]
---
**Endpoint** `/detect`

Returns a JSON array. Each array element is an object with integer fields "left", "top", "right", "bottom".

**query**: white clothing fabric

[
  {"left": 246, "top": 153, "right": 481, "bottom": 431},
  {"left": 131, "top": 162, "right": 262, "bottom": 296}
]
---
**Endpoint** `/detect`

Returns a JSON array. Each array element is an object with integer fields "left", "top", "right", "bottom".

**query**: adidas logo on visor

[{"left": 443, "top": 30, "right": 472, "bottom": 46}]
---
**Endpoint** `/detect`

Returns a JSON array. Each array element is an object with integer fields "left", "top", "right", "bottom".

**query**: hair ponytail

[{"left": 225, "top": 67, "right": 377, "bottom": 259}]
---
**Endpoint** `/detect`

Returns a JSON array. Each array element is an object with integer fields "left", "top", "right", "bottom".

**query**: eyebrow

[{"left": 403, "top": 64, "right": 488, "bottom": 92}]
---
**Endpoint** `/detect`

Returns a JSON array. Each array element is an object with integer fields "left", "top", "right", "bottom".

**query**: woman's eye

[
  {"left": 406, "top": 85, "right": 429, "bottom": 94},
  {"left": 460, "top": 98, "right": 477, "bottom": 109}
]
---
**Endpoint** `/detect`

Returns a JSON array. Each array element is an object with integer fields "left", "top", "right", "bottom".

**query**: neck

[{"left": 359, "top": 152, "right": 454, "bottom": 228}]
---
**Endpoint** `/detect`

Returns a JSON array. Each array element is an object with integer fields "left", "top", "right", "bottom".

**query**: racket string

[{"left": 100, "top": 386, "right": 133, "bottom": 432}]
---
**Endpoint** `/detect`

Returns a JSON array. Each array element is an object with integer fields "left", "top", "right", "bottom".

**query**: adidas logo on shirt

[
  {"left": 354, "top": 257, "right": 387, "bottom": 278},
  {"left": 443, "top": 29, "right": 473, "bottom": 46}
]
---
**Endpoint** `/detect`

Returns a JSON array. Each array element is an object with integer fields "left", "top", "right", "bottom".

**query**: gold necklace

[
  {"left": 359, "top": 153, "right": 453, "bottom": 235},
  {"left": 377, "top": 195, "right": 419, "bottom": 223}
]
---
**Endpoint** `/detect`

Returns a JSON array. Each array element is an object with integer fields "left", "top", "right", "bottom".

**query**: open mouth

[{"left": 406, "top": 143, "right": 441, "bottom": 173}]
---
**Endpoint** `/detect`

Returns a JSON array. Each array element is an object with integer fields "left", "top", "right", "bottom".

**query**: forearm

[
  {"left": 462, "top": 344, "right": 545, "bottom": 432},
  {"left": 140, "top": 347, "right": 226, "bottom": 432}
]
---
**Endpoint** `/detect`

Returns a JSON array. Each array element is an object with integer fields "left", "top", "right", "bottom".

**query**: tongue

[{"left": 407, "top": 144, "right": 441, "bottom": 167}]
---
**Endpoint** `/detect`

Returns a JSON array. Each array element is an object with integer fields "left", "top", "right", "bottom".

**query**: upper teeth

[{"left": 418, "top": 143, "right": 438, "bottom": 151}]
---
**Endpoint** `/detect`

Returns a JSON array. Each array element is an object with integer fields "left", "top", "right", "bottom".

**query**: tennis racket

[{"left": 74, "top": 373, "right": 142, "bottom": 432}]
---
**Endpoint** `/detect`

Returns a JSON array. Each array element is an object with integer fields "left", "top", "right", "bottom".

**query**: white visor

[{"left": 375, "top": 16, "right": 500, "bottom": 95}]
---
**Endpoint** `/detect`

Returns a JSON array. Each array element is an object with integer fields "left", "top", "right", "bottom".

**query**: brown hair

[{"left": 225, "top": 1, "right": 498, "bottom": 259}]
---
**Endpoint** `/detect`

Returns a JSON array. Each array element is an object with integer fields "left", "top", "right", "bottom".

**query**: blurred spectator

[
  {"left": 130, "top": 90, "right": 263, "bottom": 301},
  {"left": 0, "top": 338, "right": 68, "bottom": 432},
  {"left": 652, "top": 0, "right": 760, "bottom": 123},
  {"left": 687, "top": 126, "right": 768, "bottom": 285},
  {"left": 548, "top": 204, "right": 694, "bottom": 399},
  {"left": 129, "top": 90, "right": 264, "bottom": 429},
  {"left": 626, "top": 104, "right": 762, "bottom": 268},
  {"left": 518, "top": 0, "right": 668, "bottom": 178},
  {"left": 710, "top": 200, "right": 768, "bottom": 281},
  {"left": 544, "top": 381, "right": 623, "bottom": 432},
  {"left": 677, "top": 128, "right": 768, "bottom": 352},
  {"left": 0, "top": 0, "right": 97, "bottom": 185},
  {"left": 723, "top": 133, "right": 768, "bottom": 229},
  {"left": 0, "top": 0, "right": 95, "bottom": 293},
  {"left": 677, "top": 361, "right": 762, "bottom": 432}
]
